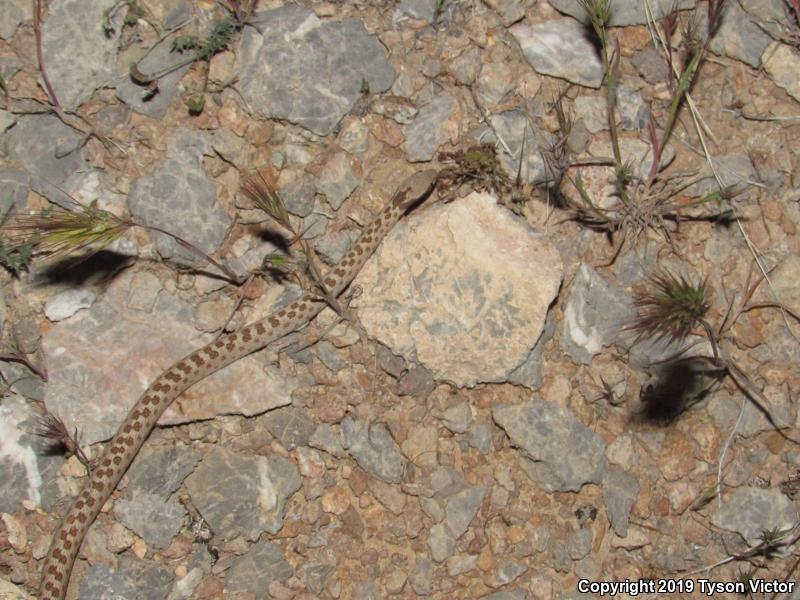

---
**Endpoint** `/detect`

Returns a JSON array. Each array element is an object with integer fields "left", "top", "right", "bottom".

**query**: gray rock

[
  {"left": 476, "top": 61, "right": 516, "bottom": 108},
  {"left": 441, "top": 402, "right": 473, "bottom": 434},
  {"left": 573, "top": 95, "right": 607, "bottom": 134},
  {"left": 317, "top": 153, "right": 359, "bottom": 210},
  {"left": 279, "top": 174, "right": 317, "bottom": 218},
  {"left": 561, "top": 264, "right": 635, "bottom": 365},
  {"left": 468, "top": 423, "right": 493, "bottom": 454},
  {"left": 0, "top": 54, "right": 22, "bottom": 85},
  {"left": 309, "top": 423, "right": 345, "bottom": 458},
  {"left": 12, "top": 318, "right": 40, "bottom": 354},
  {"left": 484, "top": 0, "right": 525, "bottom": 26},
  {"left": 444, "top": 485, "right": 485, "bottom": 538},
  {"left": 376, "top": 344, "right": 406, "bottom": 379},
  {"left": 486, "top": 591, "right": 529, "bottom": 600},
  {"left": 493, "top": 400, "right": 607, "bottom": 491},
  {"left": 602, "top": 467, "right": 638, "bottom": 537},
  {"left": 431, "top": 465, "right": 466, "bottom": 497},
  {"left": 0, "top": 362, "right": 44, "bottom": 402},
  {"left": 488, "top": 110, "right": 550, "bottom": 184},
  {"left": 338, "top": 120, "right": 370, "bottom": 155},
  {"left": 685, "top": 153, "right": 757, "bottom": 199},
  {"left": 239, "top": 6, "right": 394, "bottom": 135},
  {"left": 446, "top": 553, "right": 477, "bottom": 576},
  {"left": 763, "top": 41, "right": 800, "bottom": 102},
  {"left": 511, "top": 19, "right": 604, "bottom": 88},
  {"left": 209, "top": 128, "right": 245, "bottom": 165},
  {"left": 705, "top": 0, "right": 784, "bottom": 68},
  {"left": 116, "top": 29, "right": 193, "bottom": 118},
  {"left": 409, "top": 559, "right": 434, "bottom": 595},
  {"left": 550, "top": 541, "right": 572, "bottom": 572},
  {"left": 128, "top": 129, "right": 230, "bottom": 266},
  {"left": 126, "top": 445, "right": 202, "bottom": 499},
  {"left": 260, "top": 406, "right": 315, "bottom": 450},
  {"left": 40, "top": 0, "right": 120, "bottom": 111},
  {"left": 403, "top": 93, "right": 458, "bottom": 162},
  {"left": 0, "top": 0, "right": 31, "bottom": 39},
  {"left": 0, "top": 108, "right": 16, "bottom": 133},
  {"left": 549, "top": 0, "right": 695, "bottom": 26},
  {"left": 371, "top": 95, "right": 419, "bottom": 124},
  {"left": 449, "top": 46, "right": 481, "bottom": 85},
  {"left": 314, "top": 340, "right": 347, "bottom": 372},
  {"left": 0, "top": 393, "right": 62, "bottom": 512},
  {"left": 0, "top": 167, "right": 28, "bottom": 221},
  {"left": 611, "top": 240, "right": 658, "bottom": 287},
  {"left": 566, "top": 528, "right": 592, "bottom": 560},
  {"left": 341, "top": 416, "right": 406, "bottom": 483},
  {"left": 707, "top": 389, "right": 794, "bottom": 439},
  {"left": 184, "top": 447, "right": 300, "bottom": 540},
  {"left": 44, "top": 288, "right": 97, "bottom": 322},
  {"left": 632, "top": 44, "right": 670, "bottom": 85},
  {"left": 712, "top": 487, "right": 797, "bottom": 546},
  {"left": 4, "top": 115, "right": 87, "bottom": 200},
  {"left": 297, "top": 558, "right": 336, "bottom": 594},
  {"left": 420, "top": 497, "right": 444, "bottom": 523},
  {"left": 79, "top": 557, "right": 172, "bottom": 600},
  {"left": 428, "top": 522, "right": 456, "bottom": 562},
  {"left": 354, "top": 581, "right": 382, "bottom": 600},
  {"left": 507, "top": 308, "right": 555, "bottom": 389},
  {"left": 487, "top": 561, "right": 527, "bottom": 587},
  {"left": 225, "top": 541, "right": 292, "bottom": 595},
  {"left": 616, "top": 83, "right": 650, "bottom": 130},
  {"left": 114, "top": 491, "right": 186, "bottom": 549},
  {"left": 395, "top": 0, "right": 437, "bottom": 22}
]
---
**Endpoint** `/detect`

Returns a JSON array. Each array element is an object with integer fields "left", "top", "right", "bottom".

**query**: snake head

[{"left": 393, "top": 169, "right": 438, "bottom": 211}]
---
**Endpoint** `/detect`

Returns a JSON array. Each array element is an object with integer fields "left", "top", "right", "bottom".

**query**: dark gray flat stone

[{"left": 239, "top": 5, "right": 395, "bottom": 135}]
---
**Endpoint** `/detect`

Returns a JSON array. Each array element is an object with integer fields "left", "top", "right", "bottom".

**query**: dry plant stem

[
  {"left": 0, "top": 352, "right": 48, "bottom": 380},
  {"left": 141, "top": 223, "right": 241, "bottom": 283},
  {"left": 32, "top": 0, "right": 107, "bottom": 150},
  {"left": 38, "top": 169, "right": 438, "bottom": 600}
]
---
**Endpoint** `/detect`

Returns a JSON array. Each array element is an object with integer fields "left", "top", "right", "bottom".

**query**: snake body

[{"left": 39, "top": 170, "right": 438, "bottom": 600}]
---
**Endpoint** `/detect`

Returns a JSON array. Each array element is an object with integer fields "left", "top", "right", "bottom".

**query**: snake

[{"left": 39, "top": 169, "right": 439, "bottom": 600}]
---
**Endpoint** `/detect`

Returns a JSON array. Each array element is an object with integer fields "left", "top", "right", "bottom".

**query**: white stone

[{"left": 354, "top": 192, "right": 562, "bottom": 387}]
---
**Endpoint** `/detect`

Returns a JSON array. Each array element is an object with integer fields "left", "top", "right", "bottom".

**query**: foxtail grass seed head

[
  {"left": 630, "top": 269, "right": 710, "bottom": 343},
  {"left": 240, "top": 173, "right": 291, "bottom": 230},
  {"left": 2, "top": 203, "right": 131, "bottom": 259}
]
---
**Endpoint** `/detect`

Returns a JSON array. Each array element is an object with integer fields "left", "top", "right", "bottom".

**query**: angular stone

[
  {"left": 341, "top": 416, "right": 406, "bottom": 483},
  {"left": 116, "top": 32, "right": 193, "bottom": 118},
  {"left": 354, "top": 192, "right": 562, "bottom": 387},
  {"left": 40, "top": 0, "right": 120, "bottom": 111},
  {"left": 712, "top": 487, "right": 797, "bottom": 546},
  {"left": 764, "top": 41, "right": 800, "bottom": 103},
  {"left": 127, "top": 129, "right": 230, "bottom": 265},
  {"left": 511, "top": 19, "right": 603, "bottom": 88},
  {"left": 602, "top": 467, "right": 639, "bottom": 537},
  {"left": 561, "top": 264, "right": 635, "bottom": 365},
  {"left": 225, "top": 540, "right": 293, "bottom": 595},
  {"left": 403, "top": 93, "right": 459, "bottom": 162},
  {"left": 114, "top": 491, "right": 186, "bottom": 549},
  {"left": 238, "top": 5, "right": 394, "bottom": 135},
  {"left": 493, "top": 400, "right": 607, "bottom": 491},
  {"left": 0, "top": 0, "right": 32, "bottom": 39},
  {"left": 184, "top": 447, "right": 301, "bottom": 540},
  {"left": 42, "top": 270, "right": 297, "bottom": 445},
  {"left": 5, "top": 115, "right": 87, "bottom": 200}
]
